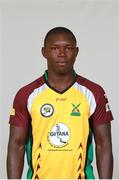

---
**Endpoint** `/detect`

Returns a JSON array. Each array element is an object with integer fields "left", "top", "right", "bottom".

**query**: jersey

[{"left": 9, "top": 70, "right": 113, "bottom": 179}]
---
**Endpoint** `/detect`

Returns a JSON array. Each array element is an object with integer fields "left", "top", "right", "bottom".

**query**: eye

[
  {"left": 50, "top": 47, "right": 58, "bottom": 50},
  {"left": 66, "top": 47, "right": 74, "bottom": 50}
]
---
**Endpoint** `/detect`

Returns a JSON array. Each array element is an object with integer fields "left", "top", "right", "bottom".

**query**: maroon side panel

[
  {"left": 9, "top": 76, "right": 44, "bottom": 129},
  {"left": 77, "top": 75, "right": 113, "bottom": 127}
]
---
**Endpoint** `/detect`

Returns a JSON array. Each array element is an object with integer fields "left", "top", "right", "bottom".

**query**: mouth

[{"left": 56, "top": 61, "right": 68, "bottom": 66}]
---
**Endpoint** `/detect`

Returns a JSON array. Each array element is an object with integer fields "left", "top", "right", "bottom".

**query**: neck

[{"left": 46, "top": 69, "right": 76, "bottom": 92}]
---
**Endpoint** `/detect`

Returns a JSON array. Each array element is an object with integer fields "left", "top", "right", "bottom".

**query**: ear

[
  {"left": 75, "top": 47, "right": 79, "bottom": 57},
  {"left": 41, "top": 47, "right": 47, "bottom": 59}
]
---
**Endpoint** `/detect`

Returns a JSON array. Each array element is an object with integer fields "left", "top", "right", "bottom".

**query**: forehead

[{"left": 45, "top": 33, "right": 76, "bottom": 46}]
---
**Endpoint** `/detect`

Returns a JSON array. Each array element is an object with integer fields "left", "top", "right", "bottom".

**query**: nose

[{"left": 58, "top": 47, "right": 66, "bottom": 56}]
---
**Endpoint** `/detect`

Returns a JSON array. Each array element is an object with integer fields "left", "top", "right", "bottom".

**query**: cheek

[
  {"left": 67, "top": 54, "right": 77, "bottom": 61},
  {"left": 49, "top": 52, "right": 58, "bottom": 58}
]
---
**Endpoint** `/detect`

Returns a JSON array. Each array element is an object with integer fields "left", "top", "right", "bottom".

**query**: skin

[
  {"left": 7, "top": 126, "right": 27, "bottom": 179},
  {"left": 42, "top": 33, "right": 79, "bottom": 91},
  {"left": 94, "top": 123, "right": 113, "bottom": 178},
  {"left": 7, "top": 32, "right": 113, "bottom": 179}
]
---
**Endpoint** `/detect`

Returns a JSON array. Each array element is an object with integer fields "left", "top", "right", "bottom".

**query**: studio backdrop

[{"left": 1, "top": 0, "right": 118, "bottom": 178}]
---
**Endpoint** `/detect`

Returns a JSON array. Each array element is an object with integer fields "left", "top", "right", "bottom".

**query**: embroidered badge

[{"left": 71, "top": 103, "right": 81, "bottom": 116}]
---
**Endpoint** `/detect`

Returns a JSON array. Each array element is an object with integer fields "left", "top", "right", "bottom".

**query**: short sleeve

[
  {"left": 93, "top": 87, "right": 113, "bottom": 126},
  {"left": 9, "top": 89, "right": 31, "bottom": 129}
]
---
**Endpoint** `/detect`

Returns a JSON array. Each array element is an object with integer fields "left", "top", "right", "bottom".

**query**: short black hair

[{"left": 44, "top": 27, "right": 77, "bottom": 46}]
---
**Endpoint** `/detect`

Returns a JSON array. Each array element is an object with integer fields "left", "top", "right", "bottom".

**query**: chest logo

[
  {"left": 48, "top": 123, "right": 70, "bottom": 148},
  {"left": 71, "top": 103, "right": 81, "bottom": 116},
  {"left": 40, "top": 104, "right": 54, "bottom": 117}
]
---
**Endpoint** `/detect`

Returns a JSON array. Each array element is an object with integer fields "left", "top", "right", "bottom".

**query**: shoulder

[
  {"left": 77, "top": 74, "right": 104, "bottom": 91},
  {"left": 14, "top": 75, "right": 45, "bottom": 102},
  {"left": 76, "top": 74, "right": 113, "bottom": 126},
  {"left": 76, "top": 74, "right": 106, "bottom": 102}
]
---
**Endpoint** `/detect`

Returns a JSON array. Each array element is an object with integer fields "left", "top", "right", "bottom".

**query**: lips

[{"left": 56, "top": 61, "right": 67, "bottom": 66}]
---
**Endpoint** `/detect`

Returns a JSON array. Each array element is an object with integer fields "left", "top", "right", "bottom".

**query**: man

[{"left": 7, "top": 27, "right": 113, "bottom": 179}]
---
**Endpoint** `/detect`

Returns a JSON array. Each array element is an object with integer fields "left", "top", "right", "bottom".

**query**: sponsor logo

[
  {"left": 40, "top": 104, "right": 54, "bottom": 117},
  {"left": 71, "top": 103, "right": 81, "bottom": 116},
  {"left": 56, "top": 97, "right": 67, "bottom": 102},
  {"left": 48, "top": 123, "right": 70, "bottom": 147},
  {"left": 10, "top": 108, "right": 15, "bottom": 116},
  {"left": 106, "top": 103, "right": 111, "bottom": 112}
]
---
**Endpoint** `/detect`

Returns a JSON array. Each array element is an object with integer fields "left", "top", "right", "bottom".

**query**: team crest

[
  {"left": 48, "top": 123, "right": 70, "bottom": 148},
  {"left": 40, "top": 104, "right": 54, "bottom": 117},
  {"left": 71, "top": 103, "right": 81, "bottom": 116}
]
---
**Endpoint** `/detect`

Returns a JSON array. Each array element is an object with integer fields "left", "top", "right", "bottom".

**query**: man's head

[
  {"left": 42, "top": 27, "right": 79, "bottom": 74},
  {"left": 44, "top": 27, "right": 77, "bottom": 46}
]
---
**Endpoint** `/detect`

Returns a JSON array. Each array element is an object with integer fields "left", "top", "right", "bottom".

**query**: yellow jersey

[{"left": 9, "top": 71, "right": 113, "bottom": 179}]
